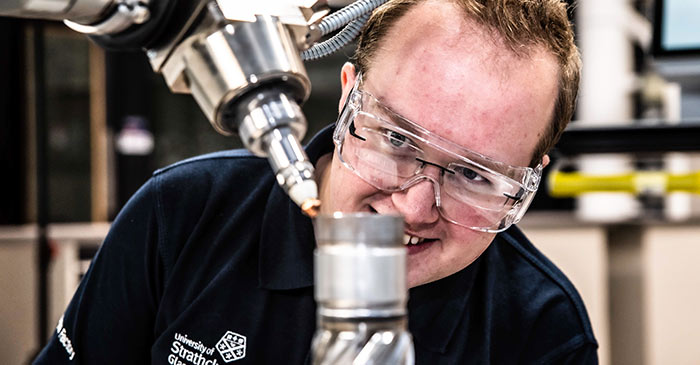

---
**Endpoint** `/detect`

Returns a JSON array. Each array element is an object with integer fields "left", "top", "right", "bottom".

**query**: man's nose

[{"left": 391, "top": 177, "right": 440, "bottom": 226}]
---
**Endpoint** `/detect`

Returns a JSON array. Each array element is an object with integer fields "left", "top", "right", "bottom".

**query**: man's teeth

[{"left": 403, "top": 234, "right": 424, "bottom": 245}]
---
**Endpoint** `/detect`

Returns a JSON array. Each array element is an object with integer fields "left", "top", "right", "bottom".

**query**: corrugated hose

[{"left": 301, "top": 0, "right": 388, "bottom": 61}]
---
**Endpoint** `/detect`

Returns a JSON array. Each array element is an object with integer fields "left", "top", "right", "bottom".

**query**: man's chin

[{"left": 407, "top": 273, "right": 440, "bottom": 289}]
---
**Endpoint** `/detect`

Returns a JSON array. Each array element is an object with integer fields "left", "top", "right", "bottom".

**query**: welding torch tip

[{"left": 301, "top": 198, "right": 322, "bottom": 218}]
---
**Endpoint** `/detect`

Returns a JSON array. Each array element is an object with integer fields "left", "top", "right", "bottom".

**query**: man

[{"left": 36, "top": 0, "right": 597, "bottom": 363}]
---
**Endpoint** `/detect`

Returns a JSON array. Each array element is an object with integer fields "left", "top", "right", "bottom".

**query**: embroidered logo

[
  {"left": 55, "top": 315, "right": 76, "bottom": 360},
  {"left": 216, "top": 331, "right": 246, "bottom": 362}
]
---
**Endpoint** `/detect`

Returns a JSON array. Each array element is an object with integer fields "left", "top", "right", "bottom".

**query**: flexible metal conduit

[
  {"left": 317, "top": 0, "right": 386, "bottom": 36},
  {"left": 302, "top": 0, "right": 387, "bottom": 61},
  {"left": 302, "top": 13, "right": 369, "bottom": 61}
]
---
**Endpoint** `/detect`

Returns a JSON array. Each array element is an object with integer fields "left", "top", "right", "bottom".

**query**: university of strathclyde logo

[{"left": 216, "top": 331, "right": 246, "bottom": 362}]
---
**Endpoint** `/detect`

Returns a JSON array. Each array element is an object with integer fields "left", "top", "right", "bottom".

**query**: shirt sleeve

[{"left": 34, "top": 178, "right": 164, "bottom": 364}]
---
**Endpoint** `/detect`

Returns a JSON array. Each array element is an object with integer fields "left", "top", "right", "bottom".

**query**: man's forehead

[{"left": 361, "top": 27, "right": 558, "bottom": 167}]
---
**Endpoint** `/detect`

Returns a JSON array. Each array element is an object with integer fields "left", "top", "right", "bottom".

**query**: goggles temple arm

[
  {"left": 503, "top": 187, "right": 526, "bottom": 203},
  {"left": 349, "top": 121, "right": 366, "bottom": 141}
]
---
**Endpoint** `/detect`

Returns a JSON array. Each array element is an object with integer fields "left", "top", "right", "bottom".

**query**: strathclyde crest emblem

[{"left": 216, "top": 331, "right": 247, "bottom": 362}]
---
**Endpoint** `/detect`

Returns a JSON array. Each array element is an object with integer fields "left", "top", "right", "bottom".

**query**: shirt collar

[{"left": 258, "top": 124, "right": 335, "bottom": 290}]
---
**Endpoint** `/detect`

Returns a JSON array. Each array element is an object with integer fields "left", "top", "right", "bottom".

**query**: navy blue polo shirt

[{"left": 35, "top": 125, "right": 597, "bottom": 364}]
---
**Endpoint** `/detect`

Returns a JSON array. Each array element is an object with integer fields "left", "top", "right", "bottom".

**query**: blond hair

[{"left": 353, "top": 0, "right": 581, "bottom": 167}]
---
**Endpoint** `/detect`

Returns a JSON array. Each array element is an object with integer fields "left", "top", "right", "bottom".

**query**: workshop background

[{"left": 1, "top": 0, "right": 700, "bottom": 364}]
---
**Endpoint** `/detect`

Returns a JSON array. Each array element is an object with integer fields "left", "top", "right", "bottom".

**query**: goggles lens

[{"left": 333, "top": 78, "right": 542, "bottom": 232}]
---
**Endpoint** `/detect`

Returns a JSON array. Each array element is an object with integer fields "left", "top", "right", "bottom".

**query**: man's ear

[
  {"left": 338, "top": 62, "right": 357, "bottom": 113},
  {"left": 541, "top": 154, "right": 550, "bottom": 168}
]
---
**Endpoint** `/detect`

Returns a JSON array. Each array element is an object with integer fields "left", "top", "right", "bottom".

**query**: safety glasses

[{"left": 332, "top": 74, "right": 542, "bottom": 232}]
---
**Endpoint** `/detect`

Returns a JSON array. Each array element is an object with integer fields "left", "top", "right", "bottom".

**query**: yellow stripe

[{"left": 549, "top": 171, "right": 700, "bottom": 197}]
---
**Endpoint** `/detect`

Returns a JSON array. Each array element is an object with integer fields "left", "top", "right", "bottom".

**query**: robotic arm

[
  {"left": 4, "top": 4, "right": 418, "bottom": 363},
  {"left": 0, "top": 0, "right": 384, "bottom": 216}
]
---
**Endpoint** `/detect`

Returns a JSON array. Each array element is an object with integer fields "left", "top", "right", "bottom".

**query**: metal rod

[
  {"left": 33, "top": 21, "right": 50, "bottom": 348},
  {"left": 555, "top": 122, "right": 700, "bottom": 155}
]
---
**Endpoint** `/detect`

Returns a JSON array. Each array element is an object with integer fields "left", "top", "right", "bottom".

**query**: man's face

[{"left": 319, "top": 0, "right": 558, "bottom": 288}]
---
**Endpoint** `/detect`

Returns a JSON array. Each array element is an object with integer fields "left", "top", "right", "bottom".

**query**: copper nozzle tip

[{"left": 301, "top": 198, "right": 322, "bottom": 218}]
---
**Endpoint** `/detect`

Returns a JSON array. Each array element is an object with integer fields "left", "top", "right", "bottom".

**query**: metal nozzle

[
  {"left": 222, "top": 89, "right": 318, "bottom": 207},
  {"left": 157, "top": 9, "right": 319, "bottom": 209},
  {"left": 301, "top": 198, "right": 322, "bottom": 218}
]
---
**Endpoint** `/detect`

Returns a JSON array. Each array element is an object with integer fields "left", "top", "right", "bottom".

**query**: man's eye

[
  {"left": 387, "top": 130, "right": 409, "bottom": 147},
  {"left": 382, "top": 129, "right": 413, "bottom": 149},
  {"left": 461, "top": 167, "right": 486, "bottom": 182}
]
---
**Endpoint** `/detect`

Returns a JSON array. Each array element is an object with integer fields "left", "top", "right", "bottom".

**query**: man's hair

[{"left": 353, "top": 0, "right": 581, "bottom": 167}]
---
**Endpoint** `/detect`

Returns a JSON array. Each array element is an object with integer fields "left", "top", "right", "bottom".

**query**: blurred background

[{"left": 1, "top": 0, "right": 699, "bottom": 364}]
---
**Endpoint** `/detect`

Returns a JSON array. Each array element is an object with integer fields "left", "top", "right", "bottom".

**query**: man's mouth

[
  {"left": 403, "top": 234, "right": 437, "bottom": 246},
  {"left": 368, "top": 206, "right": 436, "bottom": 248},
  {"left": 403, "top": 234, "right": 423, "bottom": 245}
]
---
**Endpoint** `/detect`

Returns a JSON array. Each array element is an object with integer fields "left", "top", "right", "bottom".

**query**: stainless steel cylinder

[
  {"left": 314, "top": 213, "right": 407, "bottom": 318},
  {"left": 312, "top": 213, "right": 414, "bottom": 365},
  {"left": 181, "top": 14, "right": 311, "bottom": 133}
]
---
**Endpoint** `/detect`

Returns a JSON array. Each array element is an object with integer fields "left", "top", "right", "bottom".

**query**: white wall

[{"left": 521, "top": 222, "right": 610, "bottom": 365}]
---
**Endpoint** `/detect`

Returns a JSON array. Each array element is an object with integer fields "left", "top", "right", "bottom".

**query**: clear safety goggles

[{"left": 332, "top": 75, "right": 543, "bottom": 232}]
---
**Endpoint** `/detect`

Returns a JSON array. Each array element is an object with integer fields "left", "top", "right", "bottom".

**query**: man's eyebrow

[
  {"left": 371, "top": 95, "right": 423, "bottom": 135},
  {"left": 457, "top": 154, "right": 505, "bottom": 175},
  {"left": 364, "top": 89, "right": 516, "bottom": 175}
]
